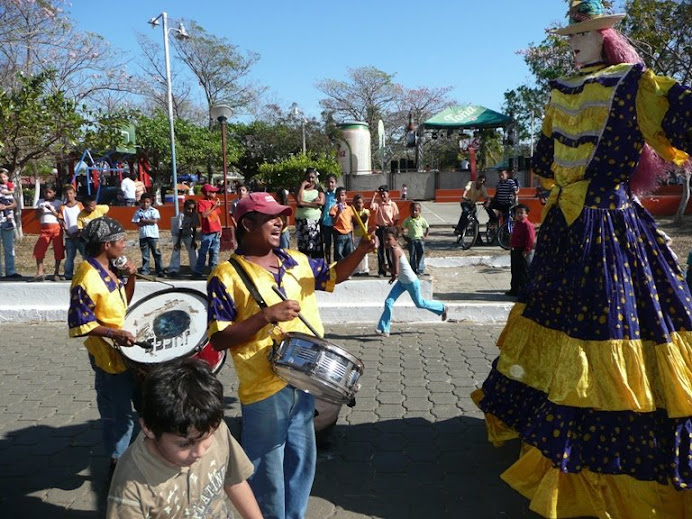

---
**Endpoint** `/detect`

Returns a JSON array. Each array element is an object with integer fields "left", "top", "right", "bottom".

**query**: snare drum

[
  {"left": 270, "top": 332, "right": 364, "bottom": 405},
  {"left": 120, "top": 288, "right": 226, "bottom": 377}
]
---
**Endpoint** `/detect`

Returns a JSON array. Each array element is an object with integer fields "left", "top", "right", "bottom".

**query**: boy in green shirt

[{"left": 401, "top": 202, "right": 429, "bottom": 275}]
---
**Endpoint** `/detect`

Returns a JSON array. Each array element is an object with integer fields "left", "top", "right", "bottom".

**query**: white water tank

[{"left": 336, "top": 122, "right": 372, "bottom": 176}]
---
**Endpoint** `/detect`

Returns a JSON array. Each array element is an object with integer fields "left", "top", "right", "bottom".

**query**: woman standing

[
  {"left": 472, "top": 2, "right": 692, "bottom": 517},
  {"left": 294, "top": 168, "right": 324, "bottom": 259}
]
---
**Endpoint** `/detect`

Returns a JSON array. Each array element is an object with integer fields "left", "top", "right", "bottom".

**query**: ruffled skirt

[{"left": 473, "top": 203, "right": 692, "bottom": 518}]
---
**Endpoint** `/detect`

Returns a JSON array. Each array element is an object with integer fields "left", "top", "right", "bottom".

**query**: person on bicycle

[
  {"left": 454, "top": 174, "right": 489, "bottom": 240},
  {"left": 487, "top": 169, "right": 518, "bottom": 225}
]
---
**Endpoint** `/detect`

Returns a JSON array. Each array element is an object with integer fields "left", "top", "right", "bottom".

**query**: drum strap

[{"left": 229, "top": 258, "right": 269, "bottom": 309}]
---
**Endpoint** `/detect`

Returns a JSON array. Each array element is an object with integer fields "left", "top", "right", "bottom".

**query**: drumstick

[
  {"left": 271, "top": 285, "right": 323, "bottom": 339},
  {"left": 351, "top": 206, "right": 370, "bottom": 240}
]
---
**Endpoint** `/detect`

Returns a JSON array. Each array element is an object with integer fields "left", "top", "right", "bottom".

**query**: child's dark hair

[
  {"left": 184, "top": 198, "right": 197, "bottom": 209},
  {"left": 140, "top": 193, "right": 152, "bottom": 202},
  {"left": 325, "top": 173, "right": 337, "bottom": 182},
  {"left": 410, "top": 201, "right": 421, "bottom": 211},
  {"left": 63, "top": 184, "right": 75, "bottom": 193},
  {"left": 353, "top": 194, "right": 363, "bottom": 203},
  {"left": 515, "top": 203, "right": 530, "bottom": 213},
  {"left": 378, "top": 184, "right": 389, "bottom": 193},
  {"left": 141, "top": 358, "right": 224, "bottom": 439},
  {"left": 384, "top": 226, "right": 399, "bottom": 239},
  {"left": 335, "top": 186, "right": 346, "bottom": 197},
  {"left": 82, "top": 195, "right": 95, "bottom": 205},
  {"left": 276, "top": 188, "right": 289, "bottom": 205},
  {"left": 43, "top": 183, "right": 56, "bottom": 194}
]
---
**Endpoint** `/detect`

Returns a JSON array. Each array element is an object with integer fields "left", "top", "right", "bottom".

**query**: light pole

[
  {"left": 148, "top": 12, "right": 189, "bottom": 217},
  {"left": 210, "top": 104, "right": 233, "bottom": 228},
  {"left": 291, "top": 103, "right": 307, "bottom": 155}
]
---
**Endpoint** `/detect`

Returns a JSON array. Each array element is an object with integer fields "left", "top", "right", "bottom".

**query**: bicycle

[
  {"left": 487, "top": 205, "right": 516, "bottom": 250},
  {"left": 455, "top": 201, "right": 491, "bottom": 250}
]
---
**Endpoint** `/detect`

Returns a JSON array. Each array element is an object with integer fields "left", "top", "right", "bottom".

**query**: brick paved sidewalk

[{"left": 0, "top": 322, "right": 543, "bottom": 519}]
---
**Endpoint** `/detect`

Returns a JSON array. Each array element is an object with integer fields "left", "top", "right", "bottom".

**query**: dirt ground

[{"left": 6, "top": 215, "right": 692, "bottom": 279}]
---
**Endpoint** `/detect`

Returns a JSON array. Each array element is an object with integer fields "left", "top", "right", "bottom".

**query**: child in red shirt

[
  {"left": 193, "top": 184, "right": 222, "bottom": 279},
  {"left": 507, "top": 203, "right": 535, "bottom": 297}
]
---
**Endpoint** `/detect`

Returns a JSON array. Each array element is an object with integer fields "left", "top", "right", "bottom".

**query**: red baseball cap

[
  {"left": 201, "top": 183, "right": 219, "bottom": 193},
  {"left": 234, "top": 192, "right": 292, "bottom": 222}
]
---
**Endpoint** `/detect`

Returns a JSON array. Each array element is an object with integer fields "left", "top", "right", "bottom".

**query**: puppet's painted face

[{"left": 568, "top": 30, "right": 604, "bottom": 67}]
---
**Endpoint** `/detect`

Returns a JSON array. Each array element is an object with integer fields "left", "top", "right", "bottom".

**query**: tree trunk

[
  {"left": 674, "top": 168, "right": 690, "bottom": 225},
  {"left": 11, "top": 168, "right": 25, "bottom": 241}
]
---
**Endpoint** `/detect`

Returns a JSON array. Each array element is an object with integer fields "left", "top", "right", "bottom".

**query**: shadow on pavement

[
  {"left": 0, "top": 420, "right": 109, "bottom": 518},
  {"left": 434, "top": 291, "right": 512, "bottom": 302},
  {"left": 312, "top": 415, "right": 543, "bottom": 518}
]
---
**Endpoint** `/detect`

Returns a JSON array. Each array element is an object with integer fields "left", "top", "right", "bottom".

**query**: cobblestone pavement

[{"left": 0, "top": 322, "right": 543, "bottom": 519}]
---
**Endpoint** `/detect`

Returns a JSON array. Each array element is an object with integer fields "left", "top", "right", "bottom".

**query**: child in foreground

[
  {"left": 375, "top": 226, "right": 447, "bottom": 337},
  {"left": 107, "top": 357, "right": 261, "bottom": 519}
]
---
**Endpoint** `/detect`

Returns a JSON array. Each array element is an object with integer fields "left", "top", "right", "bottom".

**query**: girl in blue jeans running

[{"left": 376, "top": 227, "right": 447, "bottom": 337}]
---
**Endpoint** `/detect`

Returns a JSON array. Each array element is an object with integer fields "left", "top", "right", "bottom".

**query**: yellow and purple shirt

[
  {"left": 207, "top": 248, "right": 336, "bottom": 404},
  {"left": 68, "top": 258, "right": 129, "bottom": 374}
]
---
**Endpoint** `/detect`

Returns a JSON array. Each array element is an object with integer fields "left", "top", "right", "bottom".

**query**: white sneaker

[{"left": 375, "top": 328, "right": 390, "bottom": 338}]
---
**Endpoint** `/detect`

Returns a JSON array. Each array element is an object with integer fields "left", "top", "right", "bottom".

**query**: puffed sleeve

[
  {"left": 636, "top": 69, "right": 691, "bottom": 166},
  {"left": 531, "top": 99, "right": 556, "bottom": 189}
]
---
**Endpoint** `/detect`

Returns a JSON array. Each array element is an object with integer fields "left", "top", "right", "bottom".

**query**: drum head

[{"left": 122, "top": 288, "right": 208, "bottom": 364}]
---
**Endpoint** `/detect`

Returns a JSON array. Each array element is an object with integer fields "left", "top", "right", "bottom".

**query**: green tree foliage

[
  {"left": 257, "top": 154, "right": 340, "bottom": 192},
  {"left": 0, "top": 71, "right": 84, "bottom": 173},
  {"left": 135, "top": 111, "right": 239, "bottom": 190}
]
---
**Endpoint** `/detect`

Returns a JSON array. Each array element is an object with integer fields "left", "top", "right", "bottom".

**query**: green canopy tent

[
  {"left": 417, "top": 104, "right": 515, "bottom": 179},
  {"left": 423, "top": 105, "right": 514, "bottom": 130}
]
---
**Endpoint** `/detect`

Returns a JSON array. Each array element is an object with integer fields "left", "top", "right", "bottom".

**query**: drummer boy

[
  {"left": 67, "top": 216, "right": 140, "bottom": 482},
  {"left": 207, "top": 192, "right": 377, "bottom": 519}
]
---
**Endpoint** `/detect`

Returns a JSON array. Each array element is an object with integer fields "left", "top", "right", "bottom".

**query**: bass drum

[{"left": 120, "top": 288, "right": 226, "bottom": 378}]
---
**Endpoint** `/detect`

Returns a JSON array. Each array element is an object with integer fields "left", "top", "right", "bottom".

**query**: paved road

[{"left": 0, "top": 322, "right": 545, "bottom": 519}]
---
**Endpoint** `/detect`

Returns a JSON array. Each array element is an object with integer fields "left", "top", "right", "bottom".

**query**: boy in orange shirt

[{"left": 329, "top": 187, "right": 355, "bottom": 261}]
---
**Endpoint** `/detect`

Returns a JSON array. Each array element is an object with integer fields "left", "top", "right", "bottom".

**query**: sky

[{"left": 68, "top": 0, "right": 570, "bottom": 121}]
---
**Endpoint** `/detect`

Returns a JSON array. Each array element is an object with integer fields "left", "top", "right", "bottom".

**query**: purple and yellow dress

[{"left": 472, "top": 63, "right": 692, "bottom": 518}]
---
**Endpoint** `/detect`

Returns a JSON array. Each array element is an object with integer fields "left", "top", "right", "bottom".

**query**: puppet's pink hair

[{"left": 600, "top": 28, "right": 667, "bottom": 194}]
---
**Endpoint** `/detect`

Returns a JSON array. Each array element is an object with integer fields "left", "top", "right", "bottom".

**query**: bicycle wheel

[
  {"left": 498, "top": 223, "right": 511, "bottom": 250},
  {"left": 459, "top": 218, "right": 479, "bottom": 250}
]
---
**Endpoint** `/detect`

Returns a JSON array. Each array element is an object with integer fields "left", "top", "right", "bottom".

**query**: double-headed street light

[
  {"left": 148, "top": 12, "right": 189, "bottom": 216},
  {"left": 210, "top": 104, "right": 233, "bottom": 228}
]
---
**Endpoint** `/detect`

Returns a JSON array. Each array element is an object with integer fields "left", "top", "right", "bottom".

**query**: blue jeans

[
  {"left": 408, "top": 238, "right": 426, "bottom": 274},
  {"left": 332, "top": 231, "right": 354, "bottom": 261},
  {"left": 64, "top": 237, "right": 85, "bottom": 279},
  {"left": 241, "top": 386, "right": 316, "bottom": 519},
  {"left": 0, "top": 225, "right": 16, "bottom": 276},
  {"left": 194, "top": 232, "right": 220, "bottom": 274},
  {"left": 89, "top": 355, "right": 140, "bottom": 460},
  {"left": 377, "top": 279, "right": 445, "bottom": 333},
  {"left": 139, "top": 237, "right": 164, "bottom": 275}
]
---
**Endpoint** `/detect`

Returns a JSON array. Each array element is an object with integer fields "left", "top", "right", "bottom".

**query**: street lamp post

[
  {"left": 148, "top": 12, "right": 189, "bottom": 217},
  {"left": 291, "top": 103, "right": 306, "bottom": 155},
  {"left": 210, "top": 104, "right": 233, "bottom": 228}
]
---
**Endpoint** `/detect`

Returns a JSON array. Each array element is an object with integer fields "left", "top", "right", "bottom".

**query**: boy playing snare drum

[{"left": 207, "top": 192, "right": 377, "bottom": 519}]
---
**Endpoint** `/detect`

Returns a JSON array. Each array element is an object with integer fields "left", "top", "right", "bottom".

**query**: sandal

[{"left": 28, "top": 275, "right": 46, "bottom": 282}]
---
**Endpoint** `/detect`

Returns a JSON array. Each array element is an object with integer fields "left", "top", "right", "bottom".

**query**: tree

[
  {"left": 0, "top": 0, "right": 135, "bottom": 109},
  {"left": 172, "top": 20, "right": 266, "bottom": 124},
  {"left": 135, "top": 111, "right": 235, "bottom": 195},
  {"left": 317, "top": 67, "right": 455, "bottom": 169}
]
